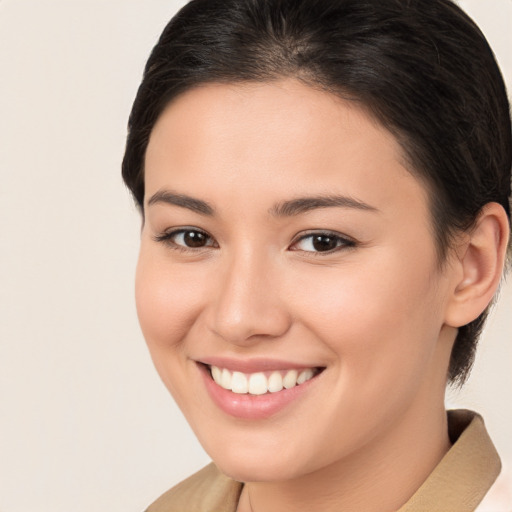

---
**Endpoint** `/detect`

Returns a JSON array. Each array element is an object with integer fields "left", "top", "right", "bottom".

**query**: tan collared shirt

[{"left": 146, "top": 410, "right": 502, "bottom": 512}]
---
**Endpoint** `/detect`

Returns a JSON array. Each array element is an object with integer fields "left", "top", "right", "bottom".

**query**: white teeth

[
  {"left": 268, "top": 371, "right": 284, "bottom": 393},
  {"left": 297, "top": 368, "right": 314, "bottom": 385},
  {"left": 231, "top": 371, "right": 248, "bottom": 394},
  {"left": 211, "top": 365, "right": 222, "bottom": 383},
  {"left": 283, "top": 369, "right": 298, "bottom": 389},
  {"left": 221, "top": 368, "right": 231, "bottom": 389},
  {"left": 248, "top": 372, "right": 267, "bottom": 395},
  {"left": 209, "top": 365, "right": 318, "bottom": 395}
]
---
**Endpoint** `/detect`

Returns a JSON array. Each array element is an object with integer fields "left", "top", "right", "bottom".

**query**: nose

[{"left": 206, "top": 250, "right": 292, "bottom": 346}]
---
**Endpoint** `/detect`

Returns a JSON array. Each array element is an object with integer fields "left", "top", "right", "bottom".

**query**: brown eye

[
  {"left": 154, "top": 228, "right": 216, "bottom": 250},
  {"left": 182, "top": 230, "right": 209, "bottom": 248},
  {"left": 291, "top": 231, "right": 355, "bottom": 253},
  {"left": 311, "top": 235, "right": 339, "bottom": 252}
]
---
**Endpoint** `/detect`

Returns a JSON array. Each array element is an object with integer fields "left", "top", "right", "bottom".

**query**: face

[{"left": 137, "top": 80, "right": 457, "bottom": 482}]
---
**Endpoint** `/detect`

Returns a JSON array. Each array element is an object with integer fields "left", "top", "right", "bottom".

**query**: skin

[{"left": 136, "top": 79, "right": 506, "bottom": 512}]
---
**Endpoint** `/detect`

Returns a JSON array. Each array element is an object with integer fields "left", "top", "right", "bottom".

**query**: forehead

[{"left": 144, "top": 79, "right": 429, "bottom": 221}]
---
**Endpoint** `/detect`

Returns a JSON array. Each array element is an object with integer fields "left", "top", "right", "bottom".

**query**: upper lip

[{"left": 197, "top": 356, "right": 323, "bottom": 374}]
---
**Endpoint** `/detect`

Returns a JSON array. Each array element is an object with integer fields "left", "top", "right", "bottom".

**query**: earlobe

[{"left": 444, "top": 202, "right": 510, "bottom": 328}]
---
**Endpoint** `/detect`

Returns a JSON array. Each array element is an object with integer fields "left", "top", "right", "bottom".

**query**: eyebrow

[
  {"left": 269, "top": 195, "right": 379, "bottom": 217},
  {"left": 146, "top": 190, "right": 379, "bottom": 218},
  {"left": 147, "top": 190, "right": 215, "bottom": 216}
]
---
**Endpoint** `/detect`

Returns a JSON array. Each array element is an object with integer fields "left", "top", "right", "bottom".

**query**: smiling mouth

[{"left": 207, "top": 365, "right": 324, "bottom": 396}]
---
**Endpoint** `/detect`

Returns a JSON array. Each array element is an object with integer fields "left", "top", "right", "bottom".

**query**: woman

[{"left": 122, "top": 0, "right": 511, "bottom": 510}]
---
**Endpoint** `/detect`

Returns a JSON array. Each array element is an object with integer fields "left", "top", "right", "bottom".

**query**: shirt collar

[{"left": 398, "top": 409, "right": 501, "bottom": 511}]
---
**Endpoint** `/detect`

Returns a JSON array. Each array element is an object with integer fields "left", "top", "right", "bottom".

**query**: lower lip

[{"left": 198, "top": 364, "right": 320, "bottom": 420}]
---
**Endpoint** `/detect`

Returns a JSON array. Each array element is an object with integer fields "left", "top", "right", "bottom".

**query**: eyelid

[
  {"left": 152, "top": 226, "right": 218, "bottom": 251},
  {"left": 289, "top": 230, "right": 356, "bottom": 254},
  {"left": 152, "top": 227, "right": 355, "bottom": 254}
]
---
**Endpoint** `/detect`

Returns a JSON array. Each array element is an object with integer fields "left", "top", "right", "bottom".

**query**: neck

[{"left": 238, "top": 402, "right": 451, "bottom": 512}]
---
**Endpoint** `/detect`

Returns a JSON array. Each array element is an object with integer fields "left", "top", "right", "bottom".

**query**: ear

[{"left": 444, "top": 202, "right": 510, "bottom": 328}]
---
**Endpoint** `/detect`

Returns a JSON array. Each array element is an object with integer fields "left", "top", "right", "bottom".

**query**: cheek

[
  {"left": 135, "top": 248, "right": 203, "bottom": 351},
  {"left": 292, "top": 251, "right": 443, "bottom": 376},
  {"left": 134, "top": 247, "right": 211, "bottom": 409},
  {"left": 281, "top": 257, "right": 446, "bottom": 461}
]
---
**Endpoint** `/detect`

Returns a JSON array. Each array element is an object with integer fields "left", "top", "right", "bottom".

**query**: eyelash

[
  {"left": 290, "top": 231, "right": 356, "bottom": 255},
  {"left": 153, "top": 228, "right": 217, "bottom": 253},
  {"left": 153, "top": 228, "right": 356, "bottom": 255}
]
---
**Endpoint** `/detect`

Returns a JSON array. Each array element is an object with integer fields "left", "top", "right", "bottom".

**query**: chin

[
  {"left": 215, "top": 457, "right": 296, "bottom": 483},
  {"left": 201, "top": 435, "right": 315, "bottom": 483}
]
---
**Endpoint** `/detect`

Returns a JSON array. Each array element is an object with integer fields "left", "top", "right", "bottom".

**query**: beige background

[{"left": 0, "top": 1, "right": 510, "bottom": 511}]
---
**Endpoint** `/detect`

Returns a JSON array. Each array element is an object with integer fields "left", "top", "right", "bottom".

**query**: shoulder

[{"left": 145, "top": 463, "right": 243, "bottom": 512}]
